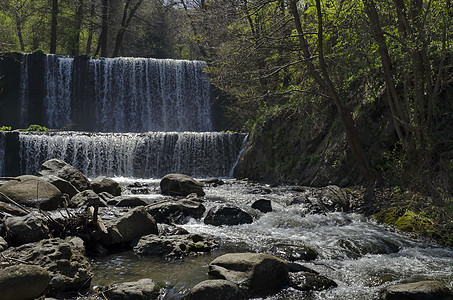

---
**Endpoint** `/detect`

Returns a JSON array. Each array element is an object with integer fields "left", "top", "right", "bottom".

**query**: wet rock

[
  {"left": 0, "top": 237, "right": 92, "bottom": 296},
  {"left": 184, "top": 279, "right": 244, "bottom": 300},
  {"left": 208, "top": 252, "right": 288, "bottom": 297},
  {"left": 251, "top": 199, "right": 272, "bottom": 213},
  {"left": 134, "top": 234, "right": 217, "bottom": 258},
  {"left": 288, "top": 263, "right": 319, "bottom": 274},
  {"left": 0, "top": 237, "right": 7, "bottom": 251},
  {"left": 269, "top": 244, "right": 318, "bottom": 262},
  {"left": 4, "top": 213, "right": 50, "bottom": 246},
  {"left": 101, "top": 206, "right": 158, "bottom": 246},
  {"left": 38, "top": 159, "right": 92, "bottom": 192},
  {"left": 0, "top": 175, "right": 64, "bottom": 210},
  {"left": 289, "top": 272, "right": 337, "bottom": 291},
  {"left": 204, "top": 205, "right": 253, "bottom": 226},
  {"left": 159, "top": 224, "right": 190, "bottom": 236},
  {"left": 288, "top": 195, "right": 309, "bottom": 205},
  {"left": 160, "top": 174, "right": 205, "bottom": 197},
  {"left": 69, "top": 190, "right": 107, "bottom": 208},
  {"left": 114, "top": 196, "right": 148, "bottom": 207},
  {"left": 313, "top": 185, "right": 351, "bottom": 212},
  {"left": 0, "top": 264, "right": 50, "bottom": 300},
  {"left": 127, "top": 182, "right": 152, "bottom": 195},
  {"left": 91, "top": 176, "right": 122, "bottom": 196},
  {"left": 42, "top": 175, "right": 80, "bottom": 198},
  {"left": 381, "top": 280, "right": 453, "bottom": 300},
  {"left": 98, "top": 191, "right": 115, "bottom": 202},
  {"left": 337, "top": 238, "right": 400, "bottom": 258},
  {"left": 147, "top": 200, "right": 206, "bottom": 224},
  {"left": 201, "top": 178, "right": 225, "bottom": 186},
  {"left": 102, "top": 278, "right": 162, "bottom": 300}
]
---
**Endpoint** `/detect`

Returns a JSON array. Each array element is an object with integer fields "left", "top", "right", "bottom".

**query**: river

[{"left": 90, "top": 178, "right": 453, "bottom": 300}]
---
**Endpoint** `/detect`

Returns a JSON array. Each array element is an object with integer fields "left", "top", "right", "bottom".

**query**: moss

[{"left": 374, "top": 207, "right": 435, "bottom": 238}]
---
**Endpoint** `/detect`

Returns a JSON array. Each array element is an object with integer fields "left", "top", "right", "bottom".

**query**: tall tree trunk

[
  {"left": 71, "top": 0, "right": 84, "bottom": 56},
  {"left": 112, "top": 0, "right": 143, "bottom": 57},
  {"left": 14, "top": 13, "right": 25, "bottom": 52},
  {"left": 99, "top": 0, "right": 110, "bottom": 57},
  {"left": 289, "top": 0, "right": 376, "bottom": 181},
  {"left": 85, "top": 0, "right": 96, "bottom": 54},
  {"left": 50, "top": 0, "right": 58, "bottom": 53}
]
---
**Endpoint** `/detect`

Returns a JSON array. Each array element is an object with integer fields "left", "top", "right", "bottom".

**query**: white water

[
  {"left": 18, "top": 131, "right": 247, "bottom": 178},
  {"left": 90, "top": 57, "right": 212, "bottom": 132},
  {"left": 91, "top": 179, "right": 453, "bottom": 300},
  {"left": 18, "top": 54, "right": 212, "bottom": 132}
]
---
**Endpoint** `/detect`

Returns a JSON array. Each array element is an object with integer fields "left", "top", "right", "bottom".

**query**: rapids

[{"left": 90, "top": 178, "right": 453, "bottom": 300}]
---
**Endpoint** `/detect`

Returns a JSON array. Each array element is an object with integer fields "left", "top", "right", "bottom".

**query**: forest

[{"left": 1, "top": 0, "right": 453, "bottom": 244}]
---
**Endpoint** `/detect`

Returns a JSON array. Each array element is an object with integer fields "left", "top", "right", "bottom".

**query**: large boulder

[
  {"left": 147, "top": 200, "right": 206, "bottom": 224},
  {"left": 69, "top": 190, "right": 107, "bottom": 208},
  {"left": 112, "top": 196, "right": 148, "bottom": 207},
  {"left": 0, "top": 175, "right": 64, "bottom": 210},
  {"left": 101, "top": 278, "right": 162, "bottom": 300},
  {"left": 208, "top": 253, "right": 288, "bottom": 297},
  {"left": 289, "top": 272, "right": 337, "bottom": 291},
  {"left": 184, "top": 280, "right": 244, "bottom": 300},
  {"left": 0, "top": 265, "right": 50, "bottom": 300},
  {"left": 251, "top": 199, "right": 272, "bottom": 213},
  {"left": 0, "top": 237, "right": 92, "bottom": 296},
  {"left": 101, "top": 207, "right": 158, "bottom": 246},
  {"left": 382, "top": 281, "right": 453, "bottom": 300},
  {"left": 160, "top": 174, "right": 205, "bottom": 197},
  {"left": 269, "top": 244, "right": 318, "bottom": 262},
  {"left": 204, "top": 205, "right": 253, "bottom": 226},
  {"left": 134, "top": 234, "right": 218, "bottom": 258},
  {"left": 4, "top": 213, "right": 50, "bottom": 246},
  {"left": 91, "top": 176, "right": 122, "bottom": 196},
  {"left": 38, "top": 159, "right": 92, "bottom": 192},
  {"left": 41, "top": 175, "right": 80, "bottom": 198}
]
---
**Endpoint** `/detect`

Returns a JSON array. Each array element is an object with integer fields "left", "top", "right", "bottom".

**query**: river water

[{"left": 90, "top": 178, "right": 453, "bottom": 300}]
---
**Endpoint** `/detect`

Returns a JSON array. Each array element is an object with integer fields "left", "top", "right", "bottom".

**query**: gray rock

[
  {"left": 103, "top": 278, "right": 162, "bottom": 300},
  {"left": 289, "top": 272, "right": 337, "bottom": 291},
  {"left": 0, "top": 175, "right": 64, "bottom": 210},
  {"left": 38, "top": 159, "right": 92, "bottom": 192},
  {"left": 91, "top": 176, "right": 121, "bottom": 196},
  {"left": 0, "top": 264, "right": 50, "bottom": 300},
  {"left": 134, "top": 234, "right": 217, "bottom": 258},
  {"left": 147, "top": 200, "right": 206, "bottom": 224},
  {"left": 204, "top": 205, "right": 253, "bottom": 226},
  {"left": 70, "top": 190, "right": 107, "bottom": 208},
  {"left": 114, "top": 196, "right": 148, "bottom": 207},
  {"left": 0, "top": 237, "right": 92, "bottom": 296},
  {"left": 184, "top": 280, "right": 243, "bottom": 300},
  {"left": 382, "top": 281, "right": 453, "bottom": 300},
  {"left": 101, "top": 206, "right": 158, "bottom": 246},
  {"left": 251, "top": 199, "right": 272, "bottom": 213},
  {"left": 314, "top": 185, "right": 351, "bottom": 212},
  {"left": 42, "top": 175, "right": 80, "bottom": 198},
  {"left": 269, "top": 244, "right": 318, "bottom": 262},
  {"left": 208, "top": 253, "right": 288, "bottom": 297},
  {"left": 0, "top": 237, "right": 7, "bottom": 251},
  {"left": 4, "top": 213, "right": 50, "bottom": 246},
  {"left": 160, "top": 174, "right": 205, "bottom": 197}
]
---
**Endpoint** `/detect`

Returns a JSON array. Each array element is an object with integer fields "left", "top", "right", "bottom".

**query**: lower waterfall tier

[{"left": 0, "top": 131, "right": 247, "bottom": 178}]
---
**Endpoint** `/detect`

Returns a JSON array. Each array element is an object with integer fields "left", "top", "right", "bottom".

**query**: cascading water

[
  {"left": 18, "top": 131, "right": 247, "bottom": 178},
  {"left": 16, "top": 54, "right": 212, "bottom": 132},
  {"left": 90, "top": 58, "right": 212, "bottom": 132}
]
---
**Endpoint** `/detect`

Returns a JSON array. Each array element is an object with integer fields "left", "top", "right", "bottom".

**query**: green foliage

[
  {"left": 23, "top": 124, "right": 48, "bottom": 132},
  {"left": 0, "top": 126, "right": 11, "bottom": 131}
]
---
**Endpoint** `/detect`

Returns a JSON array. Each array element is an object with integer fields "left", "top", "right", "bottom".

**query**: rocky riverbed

[{"left": 0, "top": 159, "right": 452, "bottom": 300}]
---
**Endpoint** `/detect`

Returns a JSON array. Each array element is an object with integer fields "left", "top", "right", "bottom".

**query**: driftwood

[
  {"left": 144, "top": 199, "right": 172, "bottom": 209},
  {"left": 0, "top": 202, "right": 27, "bottom": 216},
  {"left": 0, "top": 177, "right": 21, "bottom": 181},
  {"left": 0, "top": 192, "right": 30, "bottom": 214},
  {"left": 87, "top": 206, "right": 108, "bottom": 234}
]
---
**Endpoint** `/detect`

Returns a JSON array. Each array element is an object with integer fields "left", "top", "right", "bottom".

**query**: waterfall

[
  {"left": 17, "top": 54, "right": 212, "bottom": 132},
  {"left": 18, "top": 131, "right": 247, "bottom": 178},
  {"left": 90, "top": 58, "right": 212, "bottom": 132},
  {"left": 44, "top": 55, "right": 74, "bottom": 129}
]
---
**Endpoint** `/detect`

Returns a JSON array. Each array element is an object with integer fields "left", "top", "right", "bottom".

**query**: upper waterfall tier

[
  {"left": 16, "top": 131, "right": 247, "bottom": 178},
  {"left": 17, "top": 54, "right": 213, "bottom": 132}
]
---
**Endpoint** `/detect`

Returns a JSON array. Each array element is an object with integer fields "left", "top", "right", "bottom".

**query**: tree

[{"left": 112, "top": 0, "right": 143, "bottom": 57}]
